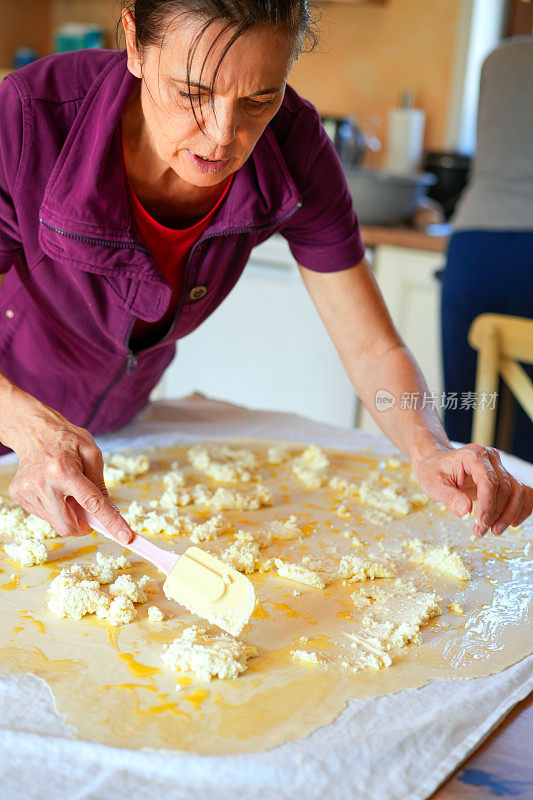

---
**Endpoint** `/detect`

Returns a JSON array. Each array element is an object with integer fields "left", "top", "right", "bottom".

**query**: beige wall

[
  {"left": 1, "top": 0, "right": 463, "bottom": 161},
  {"left": 0, "top": 0, "right": 50, "bottom": 67},
  {"left": 290, "top": 0, "right": 464, "bottom": 162}
]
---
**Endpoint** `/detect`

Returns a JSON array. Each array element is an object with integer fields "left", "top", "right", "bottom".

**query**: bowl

[{"left": 344, "top": 168, "right": 437, "bottom": 226}]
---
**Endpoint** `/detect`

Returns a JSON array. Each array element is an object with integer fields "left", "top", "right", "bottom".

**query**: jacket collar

[{"left": 39, "top": 50, "right": 302, "bottom": 279}]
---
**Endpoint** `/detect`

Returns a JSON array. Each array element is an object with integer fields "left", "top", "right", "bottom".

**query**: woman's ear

[{"left": 122, "top": 8, "right": 143, "bottom": 78}]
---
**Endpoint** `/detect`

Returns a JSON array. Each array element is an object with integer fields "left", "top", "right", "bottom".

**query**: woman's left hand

[{"left": 412, "top": 443, "right": 533, "bottom": 537}]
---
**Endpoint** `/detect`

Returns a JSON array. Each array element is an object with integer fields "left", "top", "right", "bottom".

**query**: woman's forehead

[{"left": 154, "top": 16, "right": 295, "bottom": 90}]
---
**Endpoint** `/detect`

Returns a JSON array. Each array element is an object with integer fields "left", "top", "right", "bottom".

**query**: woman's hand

[
  {"left": 4, "top": 391, "right": 134, "bottom": 543},
  {"left": 412, "top": 443, "right": 532, "bottom": 537}
]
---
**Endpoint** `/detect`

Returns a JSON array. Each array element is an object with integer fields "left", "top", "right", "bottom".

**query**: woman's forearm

[{"left": 347, "top": 342, "right": 452, "bottom": 466}]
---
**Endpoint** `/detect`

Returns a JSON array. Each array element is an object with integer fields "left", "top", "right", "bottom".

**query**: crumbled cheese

[
  {"left": 220, "top": 534, "right": 262, "bottom": 574},
  {"left": 404, "top": 539, "right": 471, "bottom": 580},
  {"left": 188, "top": 514, "right": 231, "bottom": 543},
  {"left": 343, "top": 583, "right": 442, "bottom": 673},
  {"left": 290, "top": 649, "right": 324, "bottom": 665},
  {"left": 91, "top": 552, "right": 131, "bottom": 584},
  {"left": 447, "top": 601, "right": 464, "bottom": 614},
  {"left": 191, "top": 484, "right": 274, "bottom": 511},
  {"left": 4, "top": 539, "right": 47, "bottom": 567},
  {"left": 48, "top": 572, "right": 110, "bottom": 621},
  {"left": 109, "top": 574, "right": 147, "bottom": 603},
  {"left": 147, "top": 605, "right": 165, "bottom": 623},
  {"left": 162, "top": 469, "right": 187, "bottom": 489},
  {"left": 161, "top": 626, "right": 257, "bottom": 682},
  {"left": 274, "top": 558, "right": 326, "bottom": 589},
  {"left": 187, "top": 444, "right": 258, "bottom": 484},
  {"left": 0, "top": 495, "right": 58, "bottom": 540},
  {"left": 329, "top": 476, "right": 421, "bottom": 516},
  {"left": 264, "top": 515, "right": 302, "bottom": 541},
  {"left": 138, "top": 575, "right": 159, "bottom": 595},
  {"left": 103, "top": 452, "right": 150, "bottom": 486},
  {"left": 338, "top": 554, "right": 396, "bottom": 582},
  {"left": 107, "top": 595, "right": 137, "bottom": 626},
  {"left": 336, "top": 504, "right": 351, "bottom": 519},
  {"left": 266, "top": 444, "right": 291, "bottom": 464},
  {"left": 292, "top": 445, "right": 329, "bottom": 489}
]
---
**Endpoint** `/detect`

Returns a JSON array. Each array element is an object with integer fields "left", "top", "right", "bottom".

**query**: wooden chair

[{"left": 468, "top": 313, "right": 533, "bottom": 447}]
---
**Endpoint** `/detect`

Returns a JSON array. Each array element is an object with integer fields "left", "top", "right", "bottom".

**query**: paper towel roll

[{"left": 385, "top": 107, "right": 426, "bottom": 174}]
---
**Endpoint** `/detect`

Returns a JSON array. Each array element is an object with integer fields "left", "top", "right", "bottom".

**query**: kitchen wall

[
  {"left": 0, "top": 0, "right": 486, "bottom": 161},
  {"left": 290, "top": 0, "right": 464, "bottom": 161}
]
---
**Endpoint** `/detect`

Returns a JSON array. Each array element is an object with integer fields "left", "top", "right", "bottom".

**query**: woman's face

[{"left": 123, "top": 12, "right": 296, "bottom": 187}]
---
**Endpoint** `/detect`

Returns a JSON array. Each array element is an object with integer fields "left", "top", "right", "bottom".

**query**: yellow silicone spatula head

[{"left": 163, "top": 547, "right": 256, "bottom": 636}]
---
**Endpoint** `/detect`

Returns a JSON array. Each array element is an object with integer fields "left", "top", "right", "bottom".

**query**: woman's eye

[
  {"left": 244, "top": 97, "right": 275, "bottom": 111},
  {"left": 178, "top": 91, "right": 205, "bottom": 104}
]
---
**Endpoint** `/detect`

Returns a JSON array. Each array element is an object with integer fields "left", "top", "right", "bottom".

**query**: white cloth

[{"left": 1, "top": 395, "right": 532, "bottom": 800}]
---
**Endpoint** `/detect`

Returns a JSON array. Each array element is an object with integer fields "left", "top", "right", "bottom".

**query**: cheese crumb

[
  {"left": 265, "top": 515, "right": 302, "bottom": 541},
  {"left": 109, "top": 574, "right": 147, "bottom": 603},
  {"left": 290, "top": 649, "right": 324, "bottom": 665},
  {"left": 266, "top": 444, "right": 291, "bottom": 464},
  {"left": 4, "top": 539, "right": 47, "bottom": 567},
  {"left": 48, "top": 573, "right": 110, "bottom": 621},
  {"left": 103, "top": 452, "right": 150, "bottom": 486},
  {"left": 274, "top": 558, "right": 326, "bottom": 589},
  {"left": 147, "top": 605, "right": 165, "bottom": 623},
  {"left": 220, "top": 534, "right": 262, "bottom": 574},
  {"left": 187, "top": 444, "right": 258, "bottom": 484},
  {"left": 338, "top": 554, "right": 396, "bottom": 582},
  {"left": 404, "top": 539, "right": 471, "bottom": 580},
  {"left": 292, "top": 445, "right": 329, "bottom": 489},
  {"left": 447, "top": 601, "right": 464, "bottom": 614},
  {"left": 161, "top": 626, "right": 257, "bottom": 682},
  {"left": 191, "top": 484, "right": 273, "bottom": 511},
  {"left": 107, "top": 595, "right": 137, "bottom": 626}
]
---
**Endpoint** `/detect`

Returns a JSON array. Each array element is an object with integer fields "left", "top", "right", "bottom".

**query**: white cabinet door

[
  {"left": 156, "top": 236, "right": 358, "bottom": 429},
  {"left": 358, "top": 245, "right": 445, "bottom": 434}
]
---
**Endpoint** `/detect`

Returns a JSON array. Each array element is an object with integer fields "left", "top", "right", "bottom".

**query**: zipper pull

[{"left": 126, "top": 352, "right": 138, "bottom": 375}]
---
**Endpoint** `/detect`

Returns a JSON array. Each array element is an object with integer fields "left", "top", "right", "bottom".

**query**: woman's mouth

[{"left": 187, "top": 150, "right": 230, "bottom": 174}]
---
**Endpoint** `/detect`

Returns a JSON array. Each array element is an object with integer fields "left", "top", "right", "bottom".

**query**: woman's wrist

[
  {"left": 406, "top": 424, "right": 453, "bottom": 471},
  {"left": 0, "top": 375, "right": 53, "bottom": 453}
]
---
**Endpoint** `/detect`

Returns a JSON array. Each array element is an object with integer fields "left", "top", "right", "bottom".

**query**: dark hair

[{"left": 119, "top": 1, "right": 318, "bottom": 122}]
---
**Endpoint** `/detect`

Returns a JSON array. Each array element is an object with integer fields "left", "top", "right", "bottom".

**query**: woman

[
  {"left": 442, "top": 36, "right": 533, "bottom": 462},
  {"left": 0, "top": 0, "right": 530, "bottom": 545}
]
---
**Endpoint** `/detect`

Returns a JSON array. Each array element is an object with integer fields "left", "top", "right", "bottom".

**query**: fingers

[
  {"left": 462, "top": 445, "right": 501, "bottom": 536},
  {"left": 491, "top": 478, "right": 527, "bottom": 536},
  {"left": 512, "top": 484, "right": 533, "bottom": 528},
  {"left": 479, "top": 448, "right": 513, "bottom": 534},
  {"left": 462, "top": 444, "right": 532, "bottom": 537},
  {"left": 67, "top": 473, "right": 133, "bottom": 544}
]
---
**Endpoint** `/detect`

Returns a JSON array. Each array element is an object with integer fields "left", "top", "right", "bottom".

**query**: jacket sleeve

[
  {"left": 278, "top": 109, "right": 365, "bottom": 272},
  {"left": 0, "top": 76, "right": 24, "bottom": 274}
]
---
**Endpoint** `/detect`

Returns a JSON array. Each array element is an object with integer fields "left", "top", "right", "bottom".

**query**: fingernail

[
  {"left": 493, "top": 524, "right": 504, "bottom": 536},
  {"left": 456, "top": 499, "right": 470, "bottom": 517},
  {"left": 118, "top": 530, "right": 131, "bottom": 544},
  {"left": 482, "top": 514, "right": 490, "bottom": 527}
]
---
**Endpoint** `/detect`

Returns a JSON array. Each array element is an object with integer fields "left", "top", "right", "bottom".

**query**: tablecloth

[{"left": 1, "top": 394, "right": 531, "bottom": 800}]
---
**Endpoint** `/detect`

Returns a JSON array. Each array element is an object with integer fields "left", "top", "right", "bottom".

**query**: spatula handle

[{"left": 67, "top": 498, "right": 179, "bottom": 575}]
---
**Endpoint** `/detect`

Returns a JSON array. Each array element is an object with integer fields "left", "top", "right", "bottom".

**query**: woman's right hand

[{"left": 2, "top": 385, "right": 134, "bottom": 543}]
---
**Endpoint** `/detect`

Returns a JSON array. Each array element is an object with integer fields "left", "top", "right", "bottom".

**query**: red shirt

[{"left": 122, "top": 134, "right": 233, "bottom": 348}]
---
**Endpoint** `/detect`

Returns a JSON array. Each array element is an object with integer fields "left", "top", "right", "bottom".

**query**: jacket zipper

[
  {"left": 40, "top": 218, "right": 149, "bottom": 253},
  {"left": 54, "top": 201, "right": 302, "bottom": 430}
]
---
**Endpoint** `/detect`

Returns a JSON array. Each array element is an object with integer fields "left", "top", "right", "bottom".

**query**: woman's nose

[{"left": 206, "top": 101, "right": 236, "bottom": 146}]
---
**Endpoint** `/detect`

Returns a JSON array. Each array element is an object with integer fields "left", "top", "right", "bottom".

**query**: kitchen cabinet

[
  {"left": 155, "top": 235, "right": 358, "bottom": 429},
  {"left": 156, "top": 236, "right": 446, "bottom": 434},
  {"left": 357, "top": 243, "right": 445, "bottom": 434}
]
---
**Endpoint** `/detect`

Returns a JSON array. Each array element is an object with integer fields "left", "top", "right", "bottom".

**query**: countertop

[{"left": 360, "top": 223, "right": 451, "bottom": 253}]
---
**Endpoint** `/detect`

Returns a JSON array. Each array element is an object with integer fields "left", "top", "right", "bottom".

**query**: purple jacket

[{"left": 0, "top": 49, "right": 364, "bottom": 450}]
